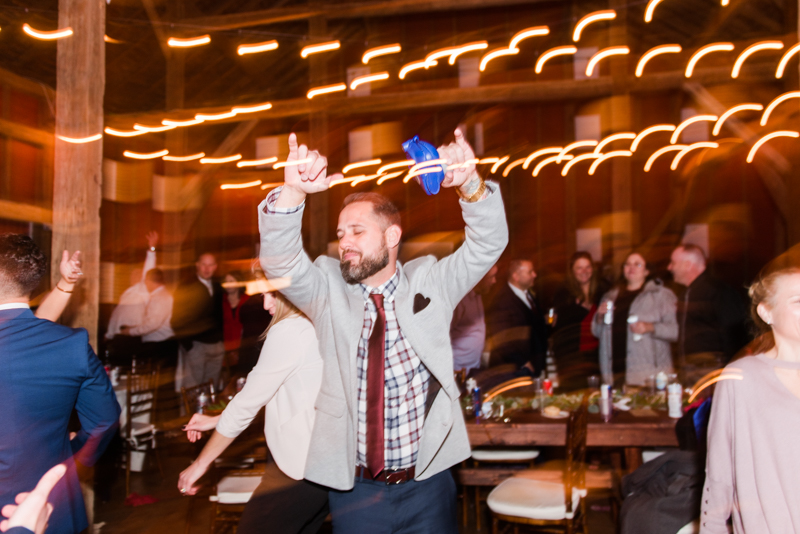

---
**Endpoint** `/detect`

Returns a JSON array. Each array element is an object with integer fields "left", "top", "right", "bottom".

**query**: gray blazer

[{"left": 258, "top": 183, "right": 508, "bottom": 490}]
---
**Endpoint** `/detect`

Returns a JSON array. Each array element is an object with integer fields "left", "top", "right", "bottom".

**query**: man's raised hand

[
  {"left": 438, "top": 128, "right": 479, "bottom": 191},
  {"left": 276, "top": 133, "right": 342, "bottom": 208}
]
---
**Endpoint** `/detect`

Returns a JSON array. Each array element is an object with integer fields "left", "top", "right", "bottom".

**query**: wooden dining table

[{"left": 466, "top": 408, "right": 679, "bottom": 472}]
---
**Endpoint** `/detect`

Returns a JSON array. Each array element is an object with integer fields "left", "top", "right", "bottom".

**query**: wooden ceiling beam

[{"left": 180, "top": 0, "right": 549, "bottom": 31}]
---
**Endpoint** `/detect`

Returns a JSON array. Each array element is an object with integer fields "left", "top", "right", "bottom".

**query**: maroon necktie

[{"left": 366, "top": 293, "right": 386, "bottom": 478}]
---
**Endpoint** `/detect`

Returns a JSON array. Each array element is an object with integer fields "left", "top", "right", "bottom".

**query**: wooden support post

[
  {"left": 51, "top": 0, "right": 105, "bottom": 348},
  {"left": 306, "top": 15, "right": 330, "bottom": 258}
]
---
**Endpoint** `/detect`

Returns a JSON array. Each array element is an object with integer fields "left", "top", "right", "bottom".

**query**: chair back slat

[
  {"left": 180, "top": 380, "right": 215, "bottom": 415},
  {"left": 125, "top": 364, "right": 161, "bottom": 438},
  {"left": 564, "top": 396, "right": 588, "bottom": 514}
]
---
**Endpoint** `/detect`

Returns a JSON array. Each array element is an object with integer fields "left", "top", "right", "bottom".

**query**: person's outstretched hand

[
  {"left": 146, "top": 231, "right": 158, "bottom": 249},
  {"left": 0, "top": 463, "right": 66, "bottom": 534},
  {"left": 275, "top": 133, "right": 342, "bottom": 208},
  {"left": 59, "top": 251, "right": 82, "bottom": 285},
  {"left": 182, "top": 414, "right": 221, "bottom": 443},
  {"left": 438, "top": 128, "right": 479, "bottom": 191}
]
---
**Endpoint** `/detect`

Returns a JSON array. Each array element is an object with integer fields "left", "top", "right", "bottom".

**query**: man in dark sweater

[{"left": 668, "top": 244, "right": 749, "bottom": 384}]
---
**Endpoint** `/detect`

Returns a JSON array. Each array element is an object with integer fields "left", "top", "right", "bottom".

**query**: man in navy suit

[{"left": 0, "top": 234, "right": 120, "bottom": 534}]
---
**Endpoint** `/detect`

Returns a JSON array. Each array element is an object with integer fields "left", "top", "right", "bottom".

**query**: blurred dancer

[
  {"left": 221, "top": 270, "right": 249, "bottom": 371},
  {"left": 119, "top": 268, "right": 176, "bottom": 368},
  {"left": 450, "top": 264, "right": 497, "bottom": 373},
  {"left": 34, "top": 249, "right": 82, "bottom": 322}
]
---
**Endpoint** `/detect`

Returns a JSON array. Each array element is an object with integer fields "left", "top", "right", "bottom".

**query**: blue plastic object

[{"left": 402, "top": 135, "right": 445, "bottom": 195}]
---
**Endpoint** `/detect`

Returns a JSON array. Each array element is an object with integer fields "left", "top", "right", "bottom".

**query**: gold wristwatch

[{"left": 456, "top": 178, "right": 487, "bottom": 203}]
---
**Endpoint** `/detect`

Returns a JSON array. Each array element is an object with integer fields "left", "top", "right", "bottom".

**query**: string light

[
  {"left": 760, "top": 91, "right": 800, "bottom": 126},
  {"left": 404, "top": 163, "right": 446, "bottom": 183},
  {"left": 775, "top": 43, "right": 800, "bottom": 78},
  {"left": 163, "top": 153, "right": 205, "bottom": 162},
  {"left": 133, "top": 123, "right": 176, "bottom": 133},
  {"left": 162, "top": 118, "right": 205, "bottom": 127},
  {"left": 200, "top": 154, "right": 242, "bottom": 164},
  {"left": 22, "top": 23, "right": 73, "bottom": 40},
  {"left": 731, "top": 41, "right": 784, "bottom": 78},
  {"left": 561, "top": 153, "right": 599, "bottom": 176},
  {"left": 377, "top": 160, "right": 415, "bottom": 175},
  {"left": 644, "top": 145, "right": 686, "bottom": 171},
  {"left": 594, "top": 132, "right": 635, "bottom": 154},
  {"left": 349, "top": 72, "right": 389, "bottom": 90},
  {"left": 635, "top": 45, "right": 681, "bottom": 77},
  {"left": 630, "top": 124, "right": 676, "bottom": 152},
  {"left": 588, "top": 150, "right": 632, "bottom": 175},
  {"left": 261, "top": 182, "right": 284, "bottom": 190},
  {"left": 408, "top": 159, "right": 447, "bottom": 174},
  {"left": 490, "top": 156, "right": 510, "bottom": 174},
  {"left": 644, "top": 0, "right": 664, "bottom": 22},
  {"left": 685, "top": 43, "right": 734, "bottom": 78},
  {"left": 350, "top": 174, "right": 382, "bottom": 187},
  {"left": 57, "top": 133, "right": 102, "bottom": 144},
  {"left": 238, "top": 157, "right": 278, "bottom": 168},
  {"left": 478, "top": 157, "right": 500, "bottom": 165},
  {"left": 670, "top": 142, "right": 719, "bottom": 170},
  {"left": 535, "top": 46, "right": 578, "bottom": 74},
  {"left": 273, "top": 158, "right": 313, "bottom": 169},
  {"left": 124, "top": 149, "right": 169, "bottom": 160},
  {"left": 237, "top": 40, "right": 278, "bottom": 56},
  {"left": 557, "top": 140, "right": 598, "bottom": 163},
  {"left": 220, "top": 180, "right": 262, "bottom": 190},
  {"left": 447, "top": 42, "right": 490, "bottom": 64},
  {"left": 573, "top": 10, "right": 617, "bottom": 42},
  {"left": 447, "top": 159, "right": 479, "bottom": 171},
  {"left": 307, "top": 84, "right": 347, "bottom": 99},
  {"left": 330, "top": 177, "right": 356, "bottom": 187},
  {"left": 585, "top": 46, "right": 629, "bottom": 77},
  {"left": 363, "top": 44, "right": 402, "bottom": 64},
  {"left": 523, "top": 147, "right": 562, "bottom": 169},
  {"left": 231, "top": 102, "right": 273, "bottom": 114},
  {"left": 195, "top": 111, "right": 237, "bottom": 121},
  {"left": 104, "top": 127, "right": 147, "bottom": 138},
  {"left": 399, "top": 59, "right": 437, "bottom": 79},
  {"left": 746, "top": 131, "right": 799, "bottom": 163},
  {"left": 301, "top": 41, "right": 340, "bottom": 58},
  {"left": 376, "top": 171, "right": 405, "bottom": 185},
  {"left": 343, "top": 159, "right": 382, "bottom": 174},
  {"left": 167, "top": 35, "right": 211, "bottom": 48},
  {"left": 670, "top": 115, "right": 718, "bottom": 144},
  {"left": 501, "top": 158, "right": 526, "bottom": 177},
  {"left": 508, "top": 26, "right": 550, "bottom": 49},
  {"left": 712, "top": 104, "right": 763, "bottom": 136},
  {"left": 532, "top": 154, "right": 571, "bottom": 177},
  {"left": 104, "top": 35, "right": 122, "bottom": 44},
  {"left": 425, "top": 42, "right": 488, "bottom": 67}
]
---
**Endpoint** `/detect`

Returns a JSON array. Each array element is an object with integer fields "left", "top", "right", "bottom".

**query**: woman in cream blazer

[{"left": 178, "top": 289, "right": 327, "bottom": 534}]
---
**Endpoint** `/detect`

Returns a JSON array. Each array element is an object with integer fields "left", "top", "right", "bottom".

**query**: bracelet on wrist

[
  {"left": 56, "top": 284, "right": 73, "bottom": 294},
  {"left": 457, "top": 179, "right": 487, "bottom": 203}
]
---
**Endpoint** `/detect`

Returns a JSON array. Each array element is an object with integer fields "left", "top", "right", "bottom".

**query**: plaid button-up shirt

[{"left": 358, "top": 271, "right": 430, "bottom": 470}]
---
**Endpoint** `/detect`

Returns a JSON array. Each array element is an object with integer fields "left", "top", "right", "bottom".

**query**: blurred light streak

[
  {"left": 535, "top": 46, "right": 578, "bottom": 73},
  {"left": 124, "top": 149, "right": 169, "bottom": 159},
  {"left": 644, "top": 145, "right": 686, "bottom": 171},
  {"left": 532, "top": 154, "right": 571, "bottom": 177},
  {"left": 163, "top": 153, "right": 205, "bottom": 162},
  {"left": 478, "top": 157, "right": 500, "bottom": 165},
  {"left": 195, "top": 111, "right": 237, "bottom": 121},
  {"left": 238, "top": 40, "right": 278, "bottom": 56},
  {"left": 501, "top": 158, "right": 526, "bottom": 177},
  {"left": 561, "top": 153, "right": 599, "bottom": 176},
  {"left": 330, "top": 177, "right": 356, "bottom": 187},
  {"left": 447, "top": 42, "right": 490, "bottom": 64},
  {"left": 447, "top": 159, "right": 479, "bottom": 170},
  {"left": 307, "top": 83, "right": 347, "bottom": 99},
  {"left": 301, "top": 41, "right": 340, "bottom": 58},
  {"left": 490, "top": 156, "right": 510, "bottom": 174},
  {"left": 377, "top": 160, "right": 415, "bottom": 175},
  {"left": 557, "top": 140, "right": 598, "bottom": 163},
  {"left": 712, "top": 104, "right": 764, "bottom": 136},
  {"left": 573, "top": 10, "right": 616, "bottom": 42},
  {"left": 343, "top": 159, "right": 382, "bottom": 174},
  {"left": 273, "top": 158, "right": 313, "bottom": 169},
  {"left": 523, "top": 147, "right": 562, "bottom": 169},
  {"left": 588, "top": 150, "right": 632, "bottom": 175},
  {"left": 57, "top": 133, "right": 102, "bottom": 144},
  {"left": 408, "top": 158, "right": 447, "bottom": 175},
  {"left": 480, "top": 47, "right": 520, "bottom": 72},
  {"left": 687, "top": 369, "right": 742, "bottom": 404},
  {"left": 200, "top": 154, "right": 242, "bottom": 164},
  {"left": 671, "top": 115, "right": 718, "bottom": 144},
  {"left": 350, "top": 72, "right": 389, "bottom": 90},
  {"left": 104, "top": 127, "right": 147, "bottom": 138},
  {"left": 22, "top": 23, "right": 73, "bottom": 40},
  {"left": 238, "top": 157, "right": 278, "bottom": 168},
  {"left": 594, "top": 132, "right": 636, "bottom": 154},
  {"left": 630, "top": 124, "right": 676, "bottom": 152},
  {"left": 376, "top": 171, "right": 405, "bottom": 185},
  {"left": 776, "top": 43, "right": 800, "bottom": 78},
  {"left": 670, "top": 142, "right": 719, "bottom": 170},
  {"left": 363, "top": 44, "right": 401, "bottom": 64},
  {"left": 644, "top": 0, "right": 664, "bottom": 22},
  {"left": 260, "top": 182, "right": 284, "bottom": 190},
  {"left": 134, "top": 123, "right": 176, "bottom": 133},
  {"left": 731, "top": 41, "right": 784, "bottom": 78},
  {"left": 168, "top": 35, "right": 211, "bottom": 48},
  {"left": 585, "top": 46, "right": 630, "bottom": 77},
  {"left": 746, "top": 131, "right": 799, "bottom": 163},
  {"left": 404, "top": 163, "right": 445, "bottom": 182},
  {"left": 685, "top": 43, "right": 734, "bottom": 77},
  {"left": 104, "top": 35, "right": 122, "bottom": 44},
  {"left": 232, "top": 102, "right": 273, "bottom": 114},
  {"left": 760, "top": 91, "right": 800, "bottom": 126},
  {"left": 635, "top": 45, "right": 681, "bottom": 77},
  {"left": 425, "top": 42, "right": 487, "bottom": 67},
  {"left": 509, "top": 26, "right": 550, "bottom": 49},
  {"left": 220, "top": 180, "right": 262, "bottom": 190},
  {"left": 162, "top": 118, "right": 205, "bottom": 127},
  {"left": 399, "top": 60, "right": 436, "bottom": 79},
  {"left": 350, "top": 174, "right": 383, "bottom": 187}
]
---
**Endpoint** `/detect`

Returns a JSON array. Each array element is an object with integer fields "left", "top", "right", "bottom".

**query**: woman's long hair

[
  {"left": 260, "top": 291, "right": 304, "bottom": 340},
  {"left": 748, "top": 263, "right": 800, "bottom": 354},
  {"left": 565, "top": 251, "right": 598, "bottom": 305},
  {"left": 225, "top": 270, "right": 246, "bottom": 298}
]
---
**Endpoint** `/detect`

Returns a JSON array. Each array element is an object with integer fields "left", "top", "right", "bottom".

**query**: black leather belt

[{"left": 355, "top": 465, "right": 416, "bottom": 485}]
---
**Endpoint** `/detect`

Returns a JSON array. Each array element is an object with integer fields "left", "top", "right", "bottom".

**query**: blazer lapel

[{"left": 344, "top": 282, "right": 366, "bottom": 413}]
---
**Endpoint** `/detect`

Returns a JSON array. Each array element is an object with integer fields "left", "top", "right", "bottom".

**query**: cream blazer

[{"left": 215, "top": 316, "right": 322, "bottom": 480}]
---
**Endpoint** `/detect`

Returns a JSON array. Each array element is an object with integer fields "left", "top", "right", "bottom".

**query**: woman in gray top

[
  {"left": 702, "top": 262, "right": 800, "bottom": 533},
  {"left": 593, "top": 252, "right": 678, "bottom": 387}
]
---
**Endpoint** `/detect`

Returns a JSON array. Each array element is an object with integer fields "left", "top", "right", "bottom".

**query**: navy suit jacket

[
  {"left": 0, "top": 307, "right": 120, "bottom": 534},
  {"left": 487, "top": 283, "right": 548, "bottom": 375}
]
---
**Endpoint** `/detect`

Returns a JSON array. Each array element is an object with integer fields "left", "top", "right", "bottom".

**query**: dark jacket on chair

[{"left": 487, "top": 282, "right": 548, "bottom": 376}]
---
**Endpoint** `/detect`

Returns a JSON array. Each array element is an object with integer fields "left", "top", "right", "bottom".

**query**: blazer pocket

[{"left": 314, "top": 390, "right": 346, "bottom": 418}]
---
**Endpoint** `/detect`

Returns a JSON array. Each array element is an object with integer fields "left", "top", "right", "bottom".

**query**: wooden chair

[
  {"left": 180, "top": 380, "right": 215, "bottom": 415},
  {"left": 124, "top": 363, "right": 163, "bottom": 497},
  {"left": 488, "top": 399, "right": 589, "bottom": 534},
  {"left": 207, "top": 467, "right": 265, "bottom": 534}
]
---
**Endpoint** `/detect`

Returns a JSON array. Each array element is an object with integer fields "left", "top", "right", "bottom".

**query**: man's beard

[{"left": 340, "top": 244, "right": 390, "bottom": 284}]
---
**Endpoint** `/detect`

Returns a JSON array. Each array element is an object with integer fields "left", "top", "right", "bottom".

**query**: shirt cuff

[{"left": 263, "top": 186, "right": 305, "bottom": 215}]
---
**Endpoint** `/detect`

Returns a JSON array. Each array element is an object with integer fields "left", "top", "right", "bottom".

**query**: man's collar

[
  {"left": 0, "top": 302, "right": 30, "bottom": 311},
  {"left": 360, "top": 266, "right": 400, "bottom": 302},
  {"left": 508, "top": 282, "right": 531, "bottom": 305}
]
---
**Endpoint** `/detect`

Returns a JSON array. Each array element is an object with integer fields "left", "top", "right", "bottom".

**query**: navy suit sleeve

[
  {"left": 71, "top": 343, "right": 121, "bottom": 467},
  {"left": 5, "top": 527, "right": 34, "bottom": 534}
]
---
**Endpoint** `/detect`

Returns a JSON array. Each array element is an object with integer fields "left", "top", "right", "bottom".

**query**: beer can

[{"left": 543, "top": 378, "right": 553, "bottom": 395}]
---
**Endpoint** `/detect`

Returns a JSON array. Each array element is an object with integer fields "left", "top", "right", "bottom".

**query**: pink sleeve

[{"left": 700, "top": 379, "right": 735, "bottom": 533}]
